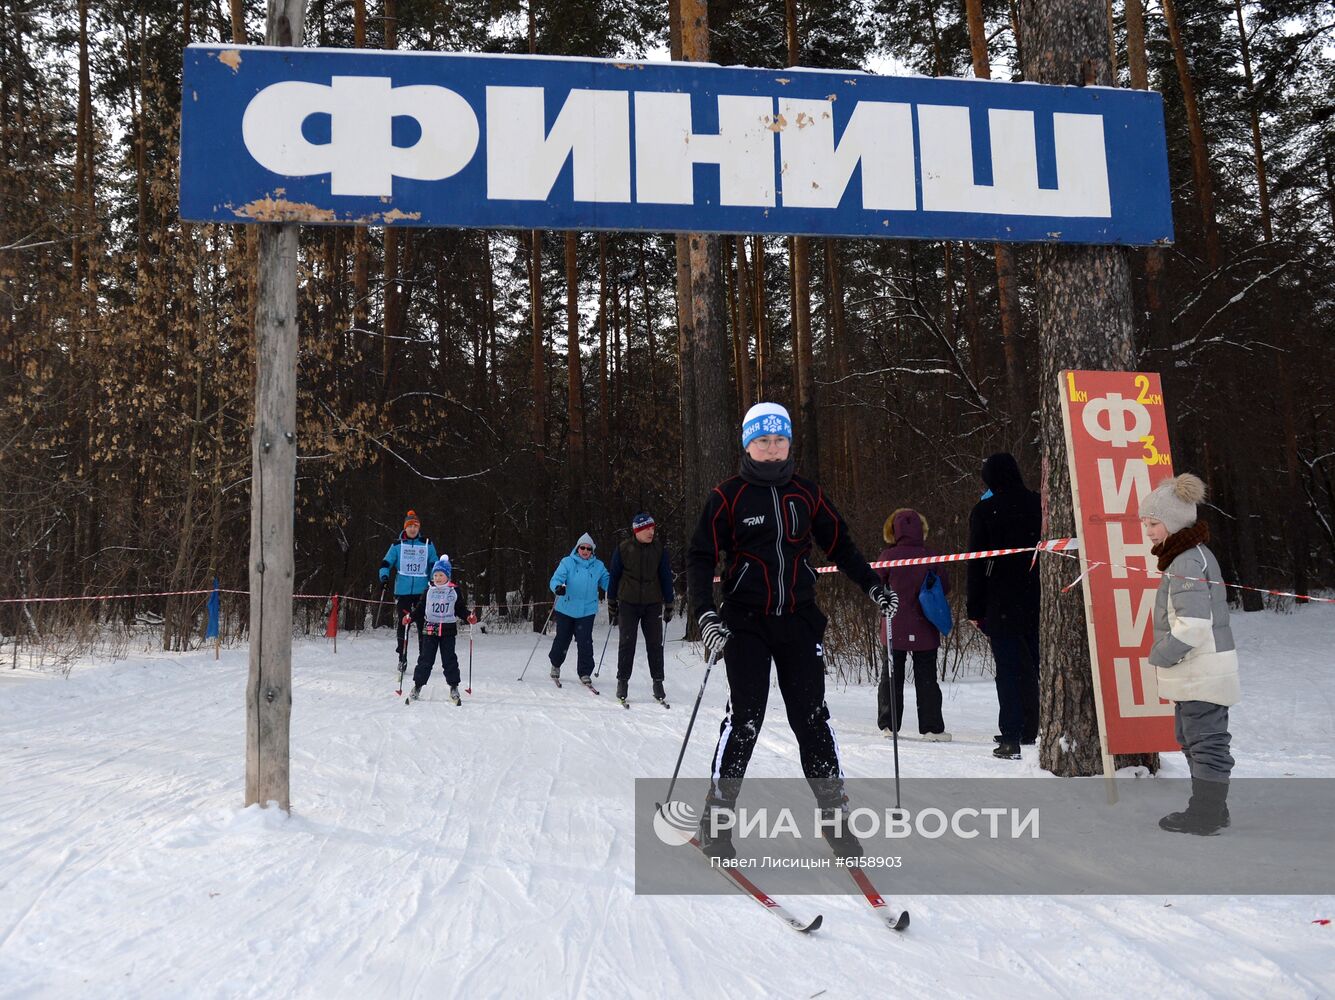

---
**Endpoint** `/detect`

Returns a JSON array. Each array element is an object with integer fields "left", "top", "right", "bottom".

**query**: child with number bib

[
  {"left": 379, "top": 510, "right": 438, "bottom": 671},
  {"left": 404, "top": 556, "right": 474, "bottom": 704}
]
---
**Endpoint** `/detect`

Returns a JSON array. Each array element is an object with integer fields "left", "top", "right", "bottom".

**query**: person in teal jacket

[
  {"left": 548, "top": 532, "right": 610, "bottom": 686},
  {"left": 378, "top": 510, "right": 439, "bottom": 668}
]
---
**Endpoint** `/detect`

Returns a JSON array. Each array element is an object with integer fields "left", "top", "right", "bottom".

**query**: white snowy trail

[{"left": 2, "top": 606, "right": 1333, "bottom": 999}]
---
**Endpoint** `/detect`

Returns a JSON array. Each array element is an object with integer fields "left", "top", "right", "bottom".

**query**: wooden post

[{"left": 246, "top": 0, "right": 305, "bottom": 813}]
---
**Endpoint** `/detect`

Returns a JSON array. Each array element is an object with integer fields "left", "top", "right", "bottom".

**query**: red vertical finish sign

[{"left": 1059, "top": 370, "right": 1178, "bottom": 756}]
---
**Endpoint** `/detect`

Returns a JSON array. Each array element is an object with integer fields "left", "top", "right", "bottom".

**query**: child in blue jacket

[
  {"left": 548, "top": 533, "right": 610, "bottom": 686},
  {"left": 378, "top": 510, "right": 438, "bottom": 669}
]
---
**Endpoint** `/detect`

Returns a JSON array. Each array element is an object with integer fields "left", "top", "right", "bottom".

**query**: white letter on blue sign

[
  {"left": 241, "top": 77, "right": 479, "bottom": 197},
  {"left": 485, "top": 87, "right": 630, "bottom": 202},
  {"left": 633, "top": 93, "right": 775, "bottom": 207},
  {"left": 777, "top": 98, "right": 915, "bottom": 210},
  {"left": 917, "top": 106, "right": 1110, "bottom": 218}
]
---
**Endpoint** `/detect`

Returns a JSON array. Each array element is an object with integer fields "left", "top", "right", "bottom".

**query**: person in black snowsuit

[
  {"left": 607, "top": 511, "right": 676, "bottom": 704},
  {"left": 966, "top": 452, "right": 1042, "bottom": 760},
  {"left": 687, "top": 402, "right": 898, "bottom": 860},
  {"left": 403, "top": 556, "right": 475, "bottom": 703}
]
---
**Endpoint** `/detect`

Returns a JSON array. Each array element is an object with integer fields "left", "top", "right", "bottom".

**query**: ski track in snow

[{"left": 2, "top": 605, "right": 1333, "bottom": 999}]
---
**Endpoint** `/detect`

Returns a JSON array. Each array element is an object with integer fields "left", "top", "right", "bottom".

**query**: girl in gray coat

[{"left": 1139, "top": 473, "right": 1240, "bottom": 835}]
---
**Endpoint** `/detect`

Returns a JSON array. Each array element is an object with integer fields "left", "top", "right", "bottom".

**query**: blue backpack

[{"left": 918, "top": 571, "right": 953, "bottom": 636}]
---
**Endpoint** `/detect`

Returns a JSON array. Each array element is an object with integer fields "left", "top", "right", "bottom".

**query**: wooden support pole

[{"left": 246, "top": 0, "right": 305, "bottom": 813}]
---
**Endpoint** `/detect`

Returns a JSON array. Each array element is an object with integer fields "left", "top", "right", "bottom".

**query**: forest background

[{"left": 3, "top": 0, "right": 1332, "bottom": 676}]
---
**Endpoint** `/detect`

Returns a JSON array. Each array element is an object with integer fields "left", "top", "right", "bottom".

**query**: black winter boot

[
  {"left": 652, "top": 679, "right": 666, "bottom": 702},
  {"left": 819, "top": 808, "right": 864, "bottom": 859},
  {"left": 1159, "top": 776, "right": 1230, "bottom": 835},
  {"left": 698, "top": 806, "right": 737, "bottom": 860},
  {"left": 616, "top": 678, "right": 629, "bottom": 702}
]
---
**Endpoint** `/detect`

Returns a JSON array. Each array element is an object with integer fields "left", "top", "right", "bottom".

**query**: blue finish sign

[{"left": 179, "top": 44, "right": 1174, "bottom": 245}]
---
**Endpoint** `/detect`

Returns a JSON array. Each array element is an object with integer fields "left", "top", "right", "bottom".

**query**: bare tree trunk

[
  {"left": 785, "top": 0, "right": 819, "bottom": 474},
  {"left": 1233, "top": 0, "right": 1270, "bottom": 243},
  {"left": 246, "top": 0, "right": 305, "bottom": 813},
  {"left": 753, "top": 236, "right": 768, "bottom": 399},
  {"left": 1019, "top": 0, "right": 1151, "bottom": 778},
  {"left": 638, "top": 238, "right": 658, "bottom": 399},
  {"left": 1326, "top": 155, "right": 1335, "bottom": 231},
  {"left": 825, "top": 240, "right": 859, "bottom": 501},
  {"left": 1232, "top": 0, "right": 1308, "bottom": 600},
  {"left": 1104, "top": 0, "right": 1118, "bottom": 77},
  {"left": 1123, "top": 0, "right": 1169, "bottom": 358},
  {"left": 598, "top": 236, "right": 610, "bottom": 494},
  {"left": 674, "top": 235, "right": 698, "bottom": 509},
  {"left": 565, "top": 232, "right": 585, "bottom": 527},
  {"left": 74, "top": 0, "right": 94, "bottom": 293},
  {"left": 351, "top": 0, "right": 368, "bottom": 336},
  {"left": 965, "top": 0, "right": 1026, "bottom": 422},
  {"left": 1162, "top": 0, "right": 1221, "bottom": 270},
  {"left": 733, "top": 236, "right": 754, "bottom": 417},
  {"left": 379, "top": 0, "right": 399, "bottom": 404},
  {"left": 671, "top": 0, "right": 734, "bottom": 502}
]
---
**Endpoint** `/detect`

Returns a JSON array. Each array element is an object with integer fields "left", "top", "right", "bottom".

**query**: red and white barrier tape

[
  {"left": 1043, "top": 546, "right": 1335, "bottom": 605},
  {"left": 3, "top": 535, "right": 1328, "bottom": 609},
  {"left": 0, "top": 588, "right": 216, "bottom": 605},
  {"left": 710, "top": 537, "right": 1080, "bottom": 582}
]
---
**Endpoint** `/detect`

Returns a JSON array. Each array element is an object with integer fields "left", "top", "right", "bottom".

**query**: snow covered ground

[{"left": 2, "top": 603, "right": 1333, "bottom": 999}]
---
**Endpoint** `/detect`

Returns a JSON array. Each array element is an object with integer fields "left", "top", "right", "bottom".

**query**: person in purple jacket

[{"left": 876, "top": 508, "right": 951, "bottom": 741}]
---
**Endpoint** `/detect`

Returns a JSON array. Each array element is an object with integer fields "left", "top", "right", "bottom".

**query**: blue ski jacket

[
  {"left": 550, "top": 535, "right": 610, "bottom": 619},
  {"left": 380, "top": 533, "right": 439, "bottom": 597}
]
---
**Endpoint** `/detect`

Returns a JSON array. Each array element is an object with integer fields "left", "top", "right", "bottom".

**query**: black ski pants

[
  {"left": 616, "top": 602, "right": 665, "bottom": 682},
  {"left": 877, "top": 648, "right": 945, "bottom": 734},
  {"left": 396, "top": 594, "right": 422, "bottom": 661},
  {"left": 414, "top": 630, "right": 459, "bottom": 689},
  {"left": 706, "top": 604, "right": 845, "bottom": 812},
  {"left": 990, "top": 631, "right": 1040, "bottom": 743},
  {"left": 549, "top": 611, "right": 595, "bottom": 678}
]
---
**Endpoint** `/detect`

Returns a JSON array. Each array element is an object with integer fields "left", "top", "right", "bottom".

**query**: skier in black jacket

[
  {"left": 966, "top": 452, "right": 1043, "bottom": 760},
  {"left": 687, "top": 402, "right": 898, "bottom": 860}
]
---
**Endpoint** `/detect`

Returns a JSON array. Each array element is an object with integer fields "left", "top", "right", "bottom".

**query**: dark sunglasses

[{"left": 577, "top": 545, "right": 593, "bottom": 551}]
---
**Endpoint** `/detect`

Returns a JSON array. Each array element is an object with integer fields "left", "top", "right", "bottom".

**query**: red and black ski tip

[
  {"left": 683, "top": 834, "right": 822, "bottom": 933},
  {"left": 846, "top": 865, "right": 909, "bottom": 931}
]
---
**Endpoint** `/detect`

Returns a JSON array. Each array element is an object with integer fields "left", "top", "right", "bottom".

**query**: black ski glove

[
  {"left": 663, "top": 604, "right": 675, "bottom": 624},
  {"left": 869, "top": 584, "right": 899, "bottom": 617},
  {"left": 699, "top": 610, "right": 731, "bottom": 657},
  {"left": 554, "top": 584, "right": 567, "bottom": 596},
  {"left": 608, "top": 600, "right": 619, "bottom": 622}
]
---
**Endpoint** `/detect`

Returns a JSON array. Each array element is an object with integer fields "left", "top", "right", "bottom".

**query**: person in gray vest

[
  {"left": 607, "top": 512, "right": 675, "bottom": 706},
  {"left": 1139, "top": 473, "right": 1240, "bottom": 835}
]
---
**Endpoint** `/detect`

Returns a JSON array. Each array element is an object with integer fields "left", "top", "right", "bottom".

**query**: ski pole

[
  {"left": 884, "top": 608, "right": 902, "bottom": 811},
  {"left": 594, "top": 612, "right": 615, "bottom": 678},
  {"left": 466, "top": 624, "right": 474, "bottom": 695},
  {"left": 660, "top": 648, "right": 720, "bottom": 810},
  {"left": 517, "top": 605, "right": 556, "bottom": 681}
]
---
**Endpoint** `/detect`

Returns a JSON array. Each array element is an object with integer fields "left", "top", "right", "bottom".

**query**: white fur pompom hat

[{"left": 1139, "top": 473, "right": 1206, "bottom": 534}]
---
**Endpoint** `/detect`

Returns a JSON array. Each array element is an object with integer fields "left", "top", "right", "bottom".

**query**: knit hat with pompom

[{"left": 1138, "top": 473, "right": 1206, "bottom": 534}]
